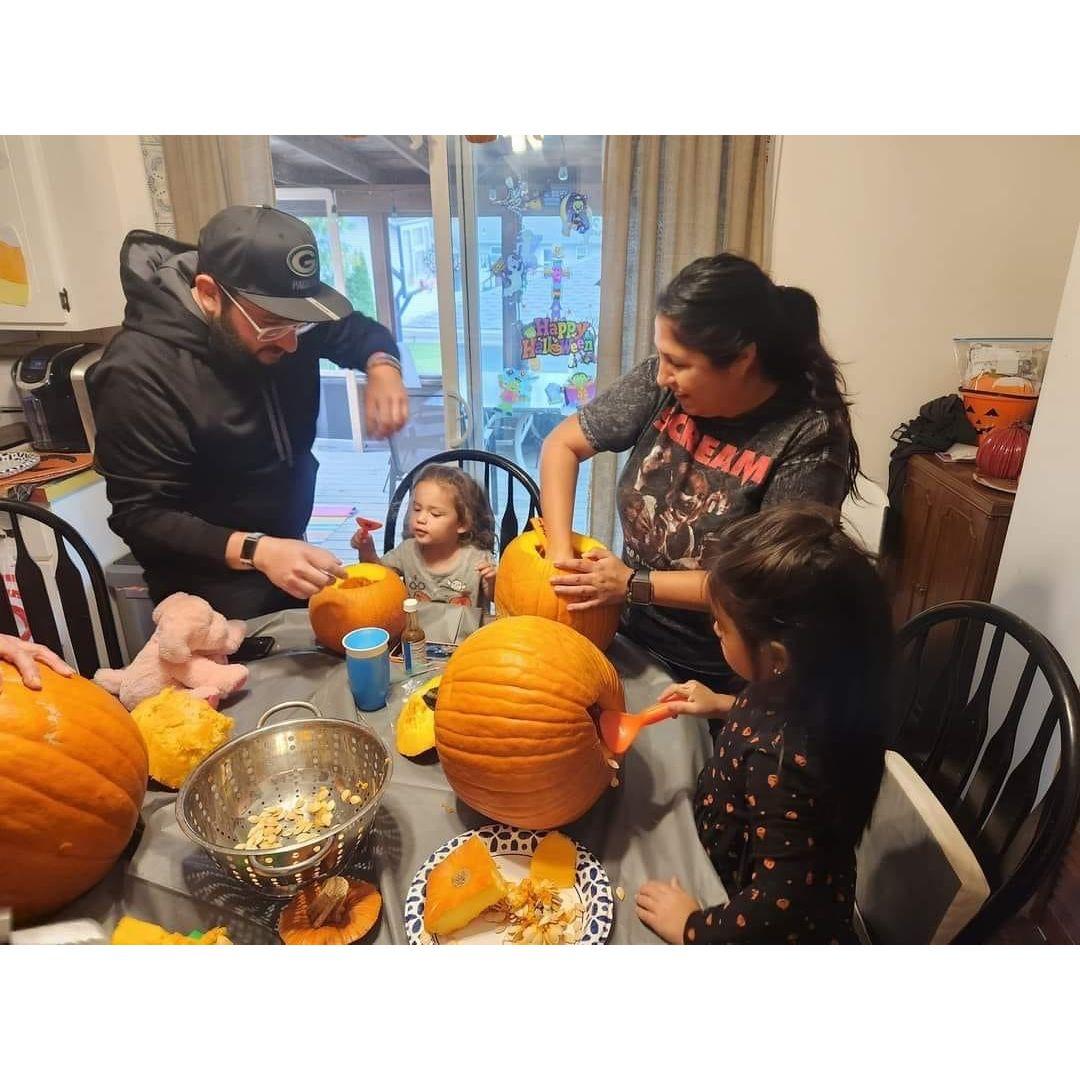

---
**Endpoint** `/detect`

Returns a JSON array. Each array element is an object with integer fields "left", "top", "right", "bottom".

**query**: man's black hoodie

[{"left": 88, "top": 230, "right": 399, "bottom": 617}]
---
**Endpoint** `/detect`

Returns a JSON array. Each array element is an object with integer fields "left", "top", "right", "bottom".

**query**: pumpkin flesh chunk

[
  {"left": 424, "top": 834, "right": 508, "bottom": 936},
  {"left": 530, "top": 831, "right": 577, "bottom": 889}
]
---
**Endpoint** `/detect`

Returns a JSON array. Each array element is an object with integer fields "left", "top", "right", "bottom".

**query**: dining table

[{"left": 53, "top": 607, "right": 729, "bottom": 945}]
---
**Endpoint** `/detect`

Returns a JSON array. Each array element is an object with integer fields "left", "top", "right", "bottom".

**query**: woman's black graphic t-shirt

[{"left": 578, "top": 357, "right": 849, "bottom": 683}]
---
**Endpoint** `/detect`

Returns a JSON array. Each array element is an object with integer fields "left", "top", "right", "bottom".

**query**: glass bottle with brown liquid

[{"left": 402, "top": 598, "right": 427, "bottom": 674}]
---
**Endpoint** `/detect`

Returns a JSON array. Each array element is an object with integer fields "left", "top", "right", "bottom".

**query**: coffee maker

[{"left": 12, "top": 343, "right": 103, "bottom": 452}]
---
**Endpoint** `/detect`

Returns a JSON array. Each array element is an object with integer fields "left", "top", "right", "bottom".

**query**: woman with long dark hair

[
  {"left": 635, "top": 504, "right": 891, "bottom": 944},
  {"left": 540, "top": 253, "right": 858, "bottom": 690}
]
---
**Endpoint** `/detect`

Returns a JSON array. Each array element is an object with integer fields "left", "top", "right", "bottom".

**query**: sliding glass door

[{"left": 272, "top": 135, "right": 603, "bottom": 553}]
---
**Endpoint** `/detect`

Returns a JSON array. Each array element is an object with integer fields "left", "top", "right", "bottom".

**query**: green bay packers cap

[{"left": 197, "top": 205, "right": 352, "bottom": 322}]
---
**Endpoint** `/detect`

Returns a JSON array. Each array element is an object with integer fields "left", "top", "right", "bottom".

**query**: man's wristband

[
  {"left": 239, "top": 532, "right": 265, "bottom": 569},
  {"left": 366, "top": 352, "right": 402, "bottom": 375}
]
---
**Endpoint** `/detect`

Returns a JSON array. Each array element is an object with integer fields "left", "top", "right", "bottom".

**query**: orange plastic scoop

[{"left": 598, "top": 702, "right": 679, "bottom": 755}]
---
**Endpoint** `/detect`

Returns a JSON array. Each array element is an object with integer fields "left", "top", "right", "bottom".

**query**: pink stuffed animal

[{"left": 94, "top": 592, "right": 250, "bottom": 711}]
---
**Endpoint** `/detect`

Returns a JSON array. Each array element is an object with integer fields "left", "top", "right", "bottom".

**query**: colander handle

[
  {"left": 256, "top": 701, "right": 320, "bottom": 728},
  {"left": 246, "top": 842, "right": 335, "bottom": 877}
]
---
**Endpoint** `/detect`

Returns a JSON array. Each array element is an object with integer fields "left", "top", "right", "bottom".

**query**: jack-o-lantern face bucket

[{"left": 960, "top": 388, "right": 1038, "bottom": 437}]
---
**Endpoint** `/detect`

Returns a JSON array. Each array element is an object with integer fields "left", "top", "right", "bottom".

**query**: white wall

[
  {"left": 993, "top": 225, "right": 1080, "bottom": 672},
  {"left": 769, "top": 136, "right": 1080, "bottom": 485}
]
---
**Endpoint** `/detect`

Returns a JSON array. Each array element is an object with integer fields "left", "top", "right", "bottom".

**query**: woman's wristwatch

[{"left": 626, "top": 569, "right": 653, "bottom": 606}]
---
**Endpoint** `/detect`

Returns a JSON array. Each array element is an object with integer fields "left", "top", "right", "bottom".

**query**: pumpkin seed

[{"left": 615, "top": 886, "right": 626, "bottom": 901}]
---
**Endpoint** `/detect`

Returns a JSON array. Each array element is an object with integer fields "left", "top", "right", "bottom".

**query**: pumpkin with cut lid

[
  {"left": 434, "top": 616, "right": 623, "bottom": 829},
  {"left": 309, "top": 563, "right": 408, "bottom": 654},
  {"left": 494, "top": 519, "right": 621, "bottom": 649}
]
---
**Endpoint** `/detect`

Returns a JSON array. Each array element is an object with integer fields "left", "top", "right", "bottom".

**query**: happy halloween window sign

[{"left": 520, "top": 317, "right": 596, "bottom": 366}]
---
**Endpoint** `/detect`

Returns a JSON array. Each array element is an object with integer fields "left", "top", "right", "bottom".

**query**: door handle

[{"left": 444, "top": 390, "right": 470, "bottom": 448}]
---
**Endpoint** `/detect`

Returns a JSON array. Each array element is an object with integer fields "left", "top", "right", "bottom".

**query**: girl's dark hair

[
  {"left": 656, "top": 254, "right": 861, "bottom": 497},
  {"left": 413, "top": 465, "right": 496, "bottom": 553},
  {"left": 706, "top": 503, "right": 892, "bottom": 847}
]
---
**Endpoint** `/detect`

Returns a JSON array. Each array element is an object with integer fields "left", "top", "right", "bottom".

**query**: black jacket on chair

[{"left": 87, "top": 230, "right": 398, "bottom": 619}]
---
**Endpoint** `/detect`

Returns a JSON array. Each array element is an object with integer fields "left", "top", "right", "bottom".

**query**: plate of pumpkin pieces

[{"left": 403, "top": 825, "right": 614, "bottom": 945}]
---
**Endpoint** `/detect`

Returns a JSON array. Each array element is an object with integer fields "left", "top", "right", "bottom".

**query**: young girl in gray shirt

[{"left": 353, "top": 465, "right": 496, "bottom": 607}]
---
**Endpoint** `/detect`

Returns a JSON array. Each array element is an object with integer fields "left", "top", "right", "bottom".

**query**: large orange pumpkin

[
  {"left": 434, "top": 616, "right": 623, "bottom": 828},
  {"left": 309, "top": 563, "right": 408, "bottom": 654},
  {"left": 494, "top": 522, "right": 622, "bottom": 649},
  {"left": 0, "top": 663, "right": 148, "bottom": 924}
]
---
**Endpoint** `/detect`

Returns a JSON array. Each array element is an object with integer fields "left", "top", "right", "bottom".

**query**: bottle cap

[{"left": 403, "top": 598, "right": 419, "bottom": 613}]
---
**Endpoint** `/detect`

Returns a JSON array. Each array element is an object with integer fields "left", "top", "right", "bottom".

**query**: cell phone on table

[
  {"left": 390, "top": 639, "right": 456, "bottom": 663},
  {"left": 230, "top": 635, "right": 276, "bottom": 662}
]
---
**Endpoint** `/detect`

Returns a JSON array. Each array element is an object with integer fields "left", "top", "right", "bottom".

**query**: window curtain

[
  {"left": 160, "top": 136, "right": 275, "bottom": 241},
  {"left": 589, "top": 135, "right": 771, "bottom": 547}
]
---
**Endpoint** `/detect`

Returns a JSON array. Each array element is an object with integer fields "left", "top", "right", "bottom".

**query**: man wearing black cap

[{"left": 88, "top": 205, "right": 410, "bottom": 620}]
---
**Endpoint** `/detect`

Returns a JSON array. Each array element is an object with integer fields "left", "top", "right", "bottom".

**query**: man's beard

[{"left": 207, "top": 311, "right": 258, "bottom": 368}]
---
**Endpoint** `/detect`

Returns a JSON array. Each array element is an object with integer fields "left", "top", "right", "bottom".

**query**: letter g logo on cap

[{"left": 286, "top": 243, "right": 318, "bottom": 277}]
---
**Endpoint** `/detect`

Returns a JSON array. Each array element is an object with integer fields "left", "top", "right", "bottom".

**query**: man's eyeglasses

[{"left": 218, "top": 284, "right": 315, "bottom": 342}]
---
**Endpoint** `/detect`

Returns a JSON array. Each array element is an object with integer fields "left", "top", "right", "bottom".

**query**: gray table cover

[{"left": 58, "top": 609, "right": 728, "bottom": 945}]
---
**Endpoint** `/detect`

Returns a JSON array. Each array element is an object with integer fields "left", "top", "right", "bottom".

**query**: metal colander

[{"left": 175, "top": 701, "right": 392, "bottom": 897}]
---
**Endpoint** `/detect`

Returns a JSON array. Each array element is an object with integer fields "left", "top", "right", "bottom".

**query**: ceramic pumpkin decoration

[
  {"left": 976, "top": 422, "right": 1031, "bottom": 482},
  {"left": 309, "top": 563, "right": 408, "bottom": 655},
  {"left": 495, "top": 520, "right": 621, "bottom": 649},
  {"left": 960, "top": 387, "right": 1038, "bottom": 436},
  {"left": 434, "top": 615, "right": 623, "bottom": 829},
  {"left": 0, "top": 663, "right": 148, "bottom": 924}
]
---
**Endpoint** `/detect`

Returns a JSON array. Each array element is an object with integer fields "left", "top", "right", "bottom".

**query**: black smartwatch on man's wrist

[
  {"left": 626, "top": 569, "right": 653, "bottom": 606},
  {"left": 239, "top": 532, "right": 265, "bottom": 569}
]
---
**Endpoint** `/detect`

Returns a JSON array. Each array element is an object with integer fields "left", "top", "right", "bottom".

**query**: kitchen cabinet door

[{"left": 0, "top": 135, "right": 68, "bottom": 326}]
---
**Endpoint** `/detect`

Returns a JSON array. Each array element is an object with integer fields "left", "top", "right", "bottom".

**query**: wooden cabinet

[
  {"left": 0, "top": 136, "right": 154, "bottom": 331},
  {"left": 889, "top": 453, "right": 1014, "bottom": 625}
]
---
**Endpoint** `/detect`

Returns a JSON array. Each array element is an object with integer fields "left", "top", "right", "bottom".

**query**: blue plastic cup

[{"left": 342, "top": 627, "right": 391, "bottom": 712}]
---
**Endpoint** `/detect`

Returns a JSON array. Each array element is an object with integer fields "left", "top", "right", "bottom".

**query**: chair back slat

[
  {"left": 0, "top": 498, "right": 124, "bottom": 674},
  {"left": 932, "top": 625, "right": 1007, "bottom": 812},
  {"left": 980, "top": 702, "right": 1060, "bottom": 860},
  {"left": 499, "top": 477, "right": 522, "bottom": 555},
  {"left": 922, "top": 618, "right": 979, "bottom": 781},
  {"left": 968, "top": 656, "right": 1040, "bottom": 833},
  {"left": 893, "top": 600, "right": 1080, "bottom": 942}
]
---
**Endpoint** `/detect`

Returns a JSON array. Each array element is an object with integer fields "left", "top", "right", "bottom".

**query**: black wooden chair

[
  {"left": 384, "top": 449, "right": 541, "bottom": 557},
  {"left": 0, "top": 498, "right": 124, "bottom": 675},
  {"left": 891, "top": 600, "right": 1080, "bottom": 942}
]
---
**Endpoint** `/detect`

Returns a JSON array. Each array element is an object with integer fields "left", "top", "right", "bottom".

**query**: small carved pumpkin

[{"left": 309, "top": 564, "right": 408, "bottom": 654}]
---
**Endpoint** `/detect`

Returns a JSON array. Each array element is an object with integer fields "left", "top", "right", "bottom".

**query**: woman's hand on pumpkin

[
  {"left": 635, "top": 876, "right": 701, "bottom": 944},
  {"left": 658, "top": 681, "right": 735, "bottom": 718},
  {"left": 253, "top": 538, "right": 346, "bottom": 599},
  {"left": 549, "top": 548, "right": 633, "bottom": 611},
  {"left": 0, "top": 634, "right": 74, "bottom": 692}
]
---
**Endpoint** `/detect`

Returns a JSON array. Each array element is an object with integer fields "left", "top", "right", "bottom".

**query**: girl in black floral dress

[{"left": 635, "top": 504, "right": 892, "bottom": 944}]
